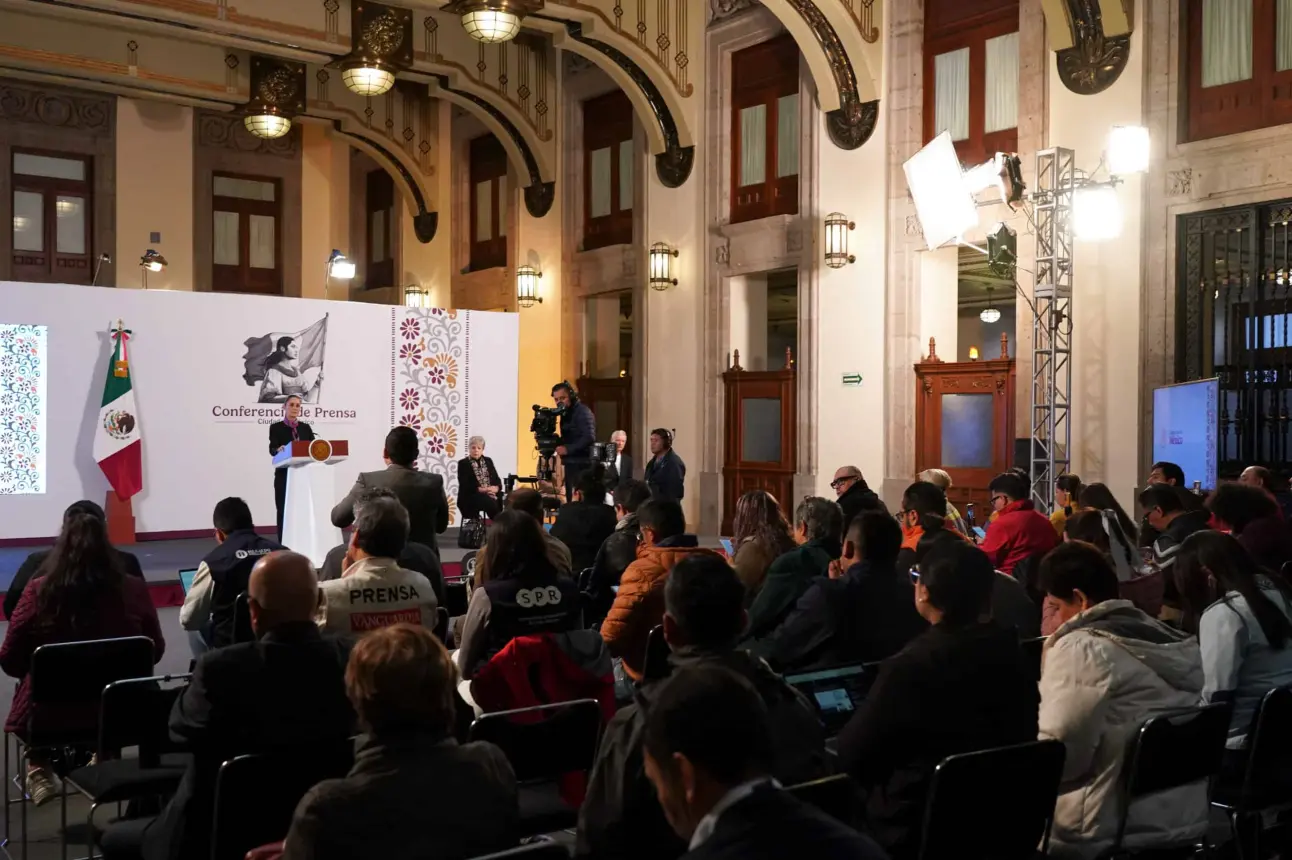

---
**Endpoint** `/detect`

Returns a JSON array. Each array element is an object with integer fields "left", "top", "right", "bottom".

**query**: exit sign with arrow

[{"left": 841, "top": 373, "right": 863, "bottom": 387}]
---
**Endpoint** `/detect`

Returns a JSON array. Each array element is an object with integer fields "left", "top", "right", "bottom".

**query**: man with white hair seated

[
  {"left": 604, "top": 430, "right": 633, "bottom": 503},
  {"left": 458, "top": 435, "right": 503, "bottom": 520}
]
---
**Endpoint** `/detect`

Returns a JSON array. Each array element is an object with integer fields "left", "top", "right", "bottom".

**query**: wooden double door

[{"left": 721, "top": 358, "right": 797, "bottom": 535}]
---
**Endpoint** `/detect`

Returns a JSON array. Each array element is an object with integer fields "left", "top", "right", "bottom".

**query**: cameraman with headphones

[
  {"left": 644, "top": 427, "right": 686, "bottom": 502},
  {"left": 552, "top": 381, "right": 596, "bottom": 502}
]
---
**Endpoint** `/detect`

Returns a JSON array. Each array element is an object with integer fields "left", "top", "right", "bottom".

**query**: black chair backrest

[
  {"left": 444, "top": 580, "right": 470, "bottom": 617},
  {"left": 1020, "top": 636, "right": 1046, "bottom": 682},
  {"left": 577, "top": 567, "right": 595, "bottom": 592},
  {"left": 210, "top": 739, "right": 355, "bottom": 860},
  {"left": 434, "top": 606, "right": 450, "bottom": 643},
  {"left": 28, "top": 636, "right": 156, "bottom": 747},
  {"left": 1241, "top": 686, "right": 1292, "bottom": 803},
  {"left": 642, "top": 624, "right": 671, "bottom": 682},
  {"left": 468, "top": 699, "right": 601, "bottom": 783},
  {"left": 785, "top": 774, "right": 859, "bottom": 827},
  {"left": 918, "top": 739, "right": 1066, "bottom": 860},
  {"left": 469, "top": 843, "right": 572, "bottom": 860},
  {"left": 1113, "top": 701, "right": 1233, "bottom": 849},
  {"left": 98, "top": 674, "right": 191, "bottom": 766},
  {"left": 233, "top": 592, "right": 253, "bottom": 643}
]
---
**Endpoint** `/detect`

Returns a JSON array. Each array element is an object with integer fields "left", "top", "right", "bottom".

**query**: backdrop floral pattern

[
  {"left": 393, "top": 308, "right": 465, "bottom": 523},
  {"left": 0, "top": 324, "right": 46, "bottom": 495}
]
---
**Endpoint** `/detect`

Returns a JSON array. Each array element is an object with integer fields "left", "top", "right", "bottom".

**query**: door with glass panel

[
  {"left": 720, "top": 358, "right": 797, "bottom": 535},
  {"left": 11, "top": 150, "right": 92, "bottom": 284},
  {"left": 212, "top": 173, "right": 282, "bottom": 294}
]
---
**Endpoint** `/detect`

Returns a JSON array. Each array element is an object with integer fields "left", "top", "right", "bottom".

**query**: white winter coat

[{"left": 1039, "top": 600, "right": 1206, "bottom": 860}]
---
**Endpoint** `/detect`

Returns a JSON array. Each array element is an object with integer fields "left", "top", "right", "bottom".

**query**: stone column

[
  {"left": 116, "top": 98, "right": 193, "bottom": 291},
  {"left": 300, "top": 124, "right": 351, "bottom": 300}
]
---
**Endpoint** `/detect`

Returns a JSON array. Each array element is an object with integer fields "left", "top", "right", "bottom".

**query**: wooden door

[
  {"left": 913, "top": 337, "right": 1016, "bottom": 520},
  {"left": 721, "top": 352, "right": 797, "bottom": 534},
  {"left": 575, "top": 375, "right": 633, "bottom": 456}
]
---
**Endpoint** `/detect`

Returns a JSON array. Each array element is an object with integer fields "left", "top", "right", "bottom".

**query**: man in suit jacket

[
  {"left": 331, "top": 426, "right": 448, "bottom": 554},
  {"left": 99, "top": 551, "right": 356, "bottom": 860},
  {"left": 639, "top": 666, "right": 885, "bottom": 860},
  {"left": 605, "top": 430, "right": 634, "bottom": 493},
  {"left": 5, "top": 500, "right": 144, "bottom": 618}
]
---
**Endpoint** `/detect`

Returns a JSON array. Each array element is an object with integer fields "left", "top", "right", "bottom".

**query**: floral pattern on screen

[
  {"left": 393, "top": 308, "right": 465, "bottom": 523},
  {"left": 0, "top": 324, "right": 47, "bottom": 495}
]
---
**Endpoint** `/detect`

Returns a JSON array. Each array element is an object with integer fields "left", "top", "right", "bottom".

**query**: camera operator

[{"left": 552, "top": 381, "right": 596, "bottom": 502}]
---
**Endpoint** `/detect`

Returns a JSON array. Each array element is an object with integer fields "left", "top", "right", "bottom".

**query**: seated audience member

[
  {"left": 579, "top": 555, "right": 830, "bottom": 860},
  {"left": 457, "top": 510, "right": 580, "bottom": 679},
  {"left": 602, "top": 499, "right": 725, "bottom": 681},
  {"left": 551, "top": 466, "right": 619, "bottom": 575},
  {"left": 895, "top": 482, "right": 1040, "bottom": 638},
  {"left": 1174, "top": 531, "right": 1292, "bottom": 750},
  {"left": 1206, "top": 481, "right": 1292, "bottom": 571},
  {"left": 4, "top": 500, "right": 144, "bottom": 619},
  {"left": 729, "top": 490, "right": 797, "bottom": 598},
  {"left": 640, "top": 666, "right": 885, "bottom": 860},
  {"left": 1059, "top": 510, "right": 1159, "bottom": 627},
  {"left": 181, "top": 497, "right": 282, "bottom": 655},
  {"left": 100, "top": 551, "right": 356, "bottom": 860},
  {"left": 319, "top": 537, "right": 445, "bottom": 604},
  {"left": 1037, "top": 542, "right": 1205, "bottom": 859},
  {"left": 1139, "top": 461, "right": 1188, "bottom": 548},
  {"left": 1050, "top": 474, "right": 1084, "bottom": 536},
  {"left": 833, "top": 465, "right": 890, "bottom": 532},
  {"left": 752, "top": 512, "right": 928, "bottom": 672},
  {"left": 282, "top": 624, "right": 518, "bottom": 860},
  {"left": 0, "top": 511, "right": 164, "bottom": 805},
  {"left": 1139, "top": 483, "right": 1212, "bottom": 578},
  {"left": 836, "top": 540, "right": 1039, "bottom": 860},
  {"left": 587, "top": 479, "right": 653, "bottom": 626},
  {"left": 744, "top": 497, "right": 843, "bottom": 641},
  {"left": 916, "top": 468, "right": 971, "bottom": 537},
  {"left": 458, "top": 435, "right": 503, "bottom": 521},
  {"left": 1074, "top": 483, "right": 1140, "bottom": 546},
  {"left": 1241, "top": 465, "right": 1292, "bottom": 522},
  {"left": 980, "top": 472, "right": 1060, "bottom": 575},
  {"left": 331, "top": 426, "right": 449, "bottom": 555},
  {"left": 475, "top": 488, "right": 573, "bottom": 584},
  {"left": 319, "top": 490, "right": 438, "bottom": 635}
]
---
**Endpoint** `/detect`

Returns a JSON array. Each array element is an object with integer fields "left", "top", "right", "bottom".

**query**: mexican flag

[{"left": 94, "top": 324, "right": 142, "bottom": 499}]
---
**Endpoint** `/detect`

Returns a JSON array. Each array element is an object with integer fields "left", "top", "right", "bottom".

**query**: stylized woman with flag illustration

[{"left": 258, "top": 335, "right": 324, "bottom": 403}]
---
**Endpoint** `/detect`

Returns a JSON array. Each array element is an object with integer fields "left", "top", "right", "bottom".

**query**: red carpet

[{"left": 0, "top": 562, "right": 466, "bottom": 622}]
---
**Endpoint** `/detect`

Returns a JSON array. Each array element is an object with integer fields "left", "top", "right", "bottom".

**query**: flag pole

[
  {"left": 105, "top": 317, "right": 136, "bottom": 545},
  {"left": 315, "top": 313, "right": 329, "bottom": 403}
]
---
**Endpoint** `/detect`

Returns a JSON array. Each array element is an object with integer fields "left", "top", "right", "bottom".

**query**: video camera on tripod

[{"left": 530, "top": 402, "right": 566, "bottom": 461}]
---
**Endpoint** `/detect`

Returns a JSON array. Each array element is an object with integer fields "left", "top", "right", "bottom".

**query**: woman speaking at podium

[{"left": 269, "top": 395, "right": 315, "bottom": 541}]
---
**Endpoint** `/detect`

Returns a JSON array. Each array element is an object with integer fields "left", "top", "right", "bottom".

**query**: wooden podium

[{"left": 272, "top": 439, "right": 349, "bottom": 568}]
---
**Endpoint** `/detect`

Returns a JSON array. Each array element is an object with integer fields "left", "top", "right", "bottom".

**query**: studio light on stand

[
  {"left": 91, "top": 252, "right": 111, "bottom": 287},
  {"left": 824, "top": 213, "right": 856, "bottom": 268},
  {"left": 1107, "top": 125, "right": 1150, "bottom": 176},
  {"left": 516, "top": 264, "right": 542, "bottom": 308},
  {"left": 139, "top": 249, "right": 167, "bottom": 289},
  {"left": 649, "top": 242, "right": 679, "bottom": 291},
  {"left": 325, "top": 250, "right": 356, "bottom": 299},
  {"left": 1073, "top": 186, "right": 1122, "bottom": 241}
]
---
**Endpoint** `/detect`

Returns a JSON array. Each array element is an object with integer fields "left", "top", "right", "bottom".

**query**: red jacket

[{"left": 979, "top": 500, "right": 1059, "bottom": 575}]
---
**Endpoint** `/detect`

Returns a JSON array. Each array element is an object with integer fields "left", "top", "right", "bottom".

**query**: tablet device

[
  {"left": 178, "top": 568, "right": 198, "bottom": 594},
  {"left": 972, "top": 526, "right": 987, "bottom": 540},
  {"left": 785, "top": 663, "right": 880, "bottom": 737},
  {"left": 720, "top": 538, "right": 734, "bottom": 556}
]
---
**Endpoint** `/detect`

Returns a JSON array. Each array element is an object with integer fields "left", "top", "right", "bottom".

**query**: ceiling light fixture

[
  {"left": 241, "top": 56, "right": 305, "bottom": 140},
  {"left": 340, "top": 62, "right": 397, "bottom": 96},
  {"left": 337, "top": 2, "right": 413, "bottom": 96},
  {"left": 447, "top": 1, "right": 544, "bottom": 43},
  {"left": 980, "top": 287, "right": 1002, "bottom": 324}
]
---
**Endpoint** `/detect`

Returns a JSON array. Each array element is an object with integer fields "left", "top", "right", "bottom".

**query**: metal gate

[{"left": 1178, "top": 200, "right": 1292, "bottom": 477}]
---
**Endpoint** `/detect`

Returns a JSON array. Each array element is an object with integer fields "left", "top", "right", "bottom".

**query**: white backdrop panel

[{"left": 0, "top": 283, "right": 518, "bottom": 541}]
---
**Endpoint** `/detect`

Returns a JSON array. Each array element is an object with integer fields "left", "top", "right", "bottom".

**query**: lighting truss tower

[{"left": 1030, "top": 148, "right": 1076, "bottom": 514}]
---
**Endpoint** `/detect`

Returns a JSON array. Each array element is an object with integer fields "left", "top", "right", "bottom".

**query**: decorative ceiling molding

[
  {"left": 1042, "top": 0, "right": 1133, "bottom": 95},
  {"left": 547, "top": 0, "right": 694, "bottom": 99},
  {"left": 777, "top": 0, "right": 879, "bottom": 150},
  {"left": 197, "top": 109, "right": 300, "bottom": 156},
  {"left": 329, "top": 119, "right": 439, "bottom": 243},
  {"left": 0, "top": 76, "right": 113, "bottom": 135}
]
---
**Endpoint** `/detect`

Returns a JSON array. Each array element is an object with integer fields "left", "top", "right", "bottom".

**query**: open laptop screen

[{"left": 784, "top": 663, "right": 881, "bottom": 736}]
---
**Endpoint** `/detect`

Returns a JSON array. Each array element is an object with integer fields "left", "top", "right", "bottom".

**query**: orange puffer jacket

[{"left": 600, "top": 539, "right": 727, "bottom": 680}]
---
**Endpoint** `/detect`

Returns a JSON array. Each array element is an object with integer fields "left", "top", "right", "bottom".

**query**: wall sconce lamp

[
  {"left": 516, "top": 264, "right": 542, "bottom": 308},
  {"left": 969, "top": 346, "right": 980, "bottom": 361},
  {"left": 139, "top": 249, "right": 167, "bottom": 290},
  {"left": 824, "top": 213, "right": 856, "bottom": 268},
  {"left": 649, "top": 242, "right": 679, "bottom": 291},
  {"left": 403, "top": 285, "right": 430, "bottom": 308}
]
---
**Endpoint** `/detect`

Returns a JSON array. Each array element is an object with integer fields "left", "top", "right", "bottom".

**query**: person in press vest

[{"left": 181, "top": 497, "right": 283, "bottom": 656}]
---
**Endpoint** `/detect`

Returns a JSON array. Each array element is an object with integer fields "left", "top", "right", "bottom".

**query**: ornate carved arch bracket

[
  {"left": 1045, "top": 0, "right": 1133, "bottom": 95},
  {"left": 431, "top": 74, "right": 555, "bottom": 218},
  {"left": 781, "top": 0, "right": 878, "bottom": 151},
  {"left": 330, "top": 122, "right": 439, "bottom": 243},
  {"left": 558, "top": 22, "right": 695, "bottom": 188}
]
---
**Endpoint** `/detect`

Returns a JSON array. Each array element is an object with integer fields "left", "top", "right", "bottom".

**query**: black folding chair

[
  {"left": 1212, "top": 687, "right": 1292, "bottom": 860},
  {"left": 64, "top": 675, "right": 192, "bottom": 859},
  {"left": 444, "top": 580, "right": 471, "bottom": 617},
  {"left": 433, "top": 606, "right": 451, "bottom": 644},
  {"left": 2, "top": 635, "right": 156, "bottom": 860},
  {"left": 785, "top": 774, "right": 860, "bottom": 827},
  {"left": 917, "top": 739, "right": 1066, "bottom": 860},
  {"left": 469, "top": 699, "right": 602, "bottom": 836},
  {"left": 232, "top": 593, "right": 253, "bottom": 643},
  {"left": 469, "top": 841, "right": 571, "bottom": 860},
  {"left": 1020, "top": 636, "right": 1046, "bottom": 682},
  {"left": 460, "top": 551, "right": 479, "bottom": 585},
  {"left": 1108, "top": 702, "right": 1233, "bottom": 857},
  {"left": 641, "top": 625, "right": 671, "bottom": 682},
  {"left": 209, "top": 739, "right": 355, "bottom": 860}
]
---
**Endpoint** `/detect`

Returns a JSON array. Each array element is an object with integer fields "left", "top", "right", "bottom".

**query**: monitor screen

[
  {"left": 1152, "top": 378, "right": 1219, "bottom": 490},
  {"left": 179, "top": 568, "right": 198, "bottom": 594}
]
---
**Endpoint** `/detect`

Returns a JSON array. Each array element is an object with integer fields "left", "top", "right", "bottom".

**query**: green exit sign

[{"left": 842, "top": 373, "right": 863, "bottom": 387}]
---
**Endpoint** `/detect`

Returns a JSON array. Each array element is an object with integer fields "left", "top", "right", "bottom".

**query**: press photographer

[{"left": 551, "top": 381, "right": 596, "bottom": 501}]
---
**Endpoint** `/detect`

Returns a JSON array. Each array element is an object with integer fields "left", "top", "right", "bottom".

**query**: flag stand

[{"left": 105, "top": 490, "right": 136, "bottom": 545}]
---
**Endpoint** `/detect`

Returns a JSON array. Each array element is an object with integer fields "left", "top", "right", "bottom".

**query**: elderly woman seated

[
  {"left": 917, "top": 468, "right": 972, "bottom": 538},
  {"left": 458, "top": 436, "right": 502, "bottom": 520}
]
